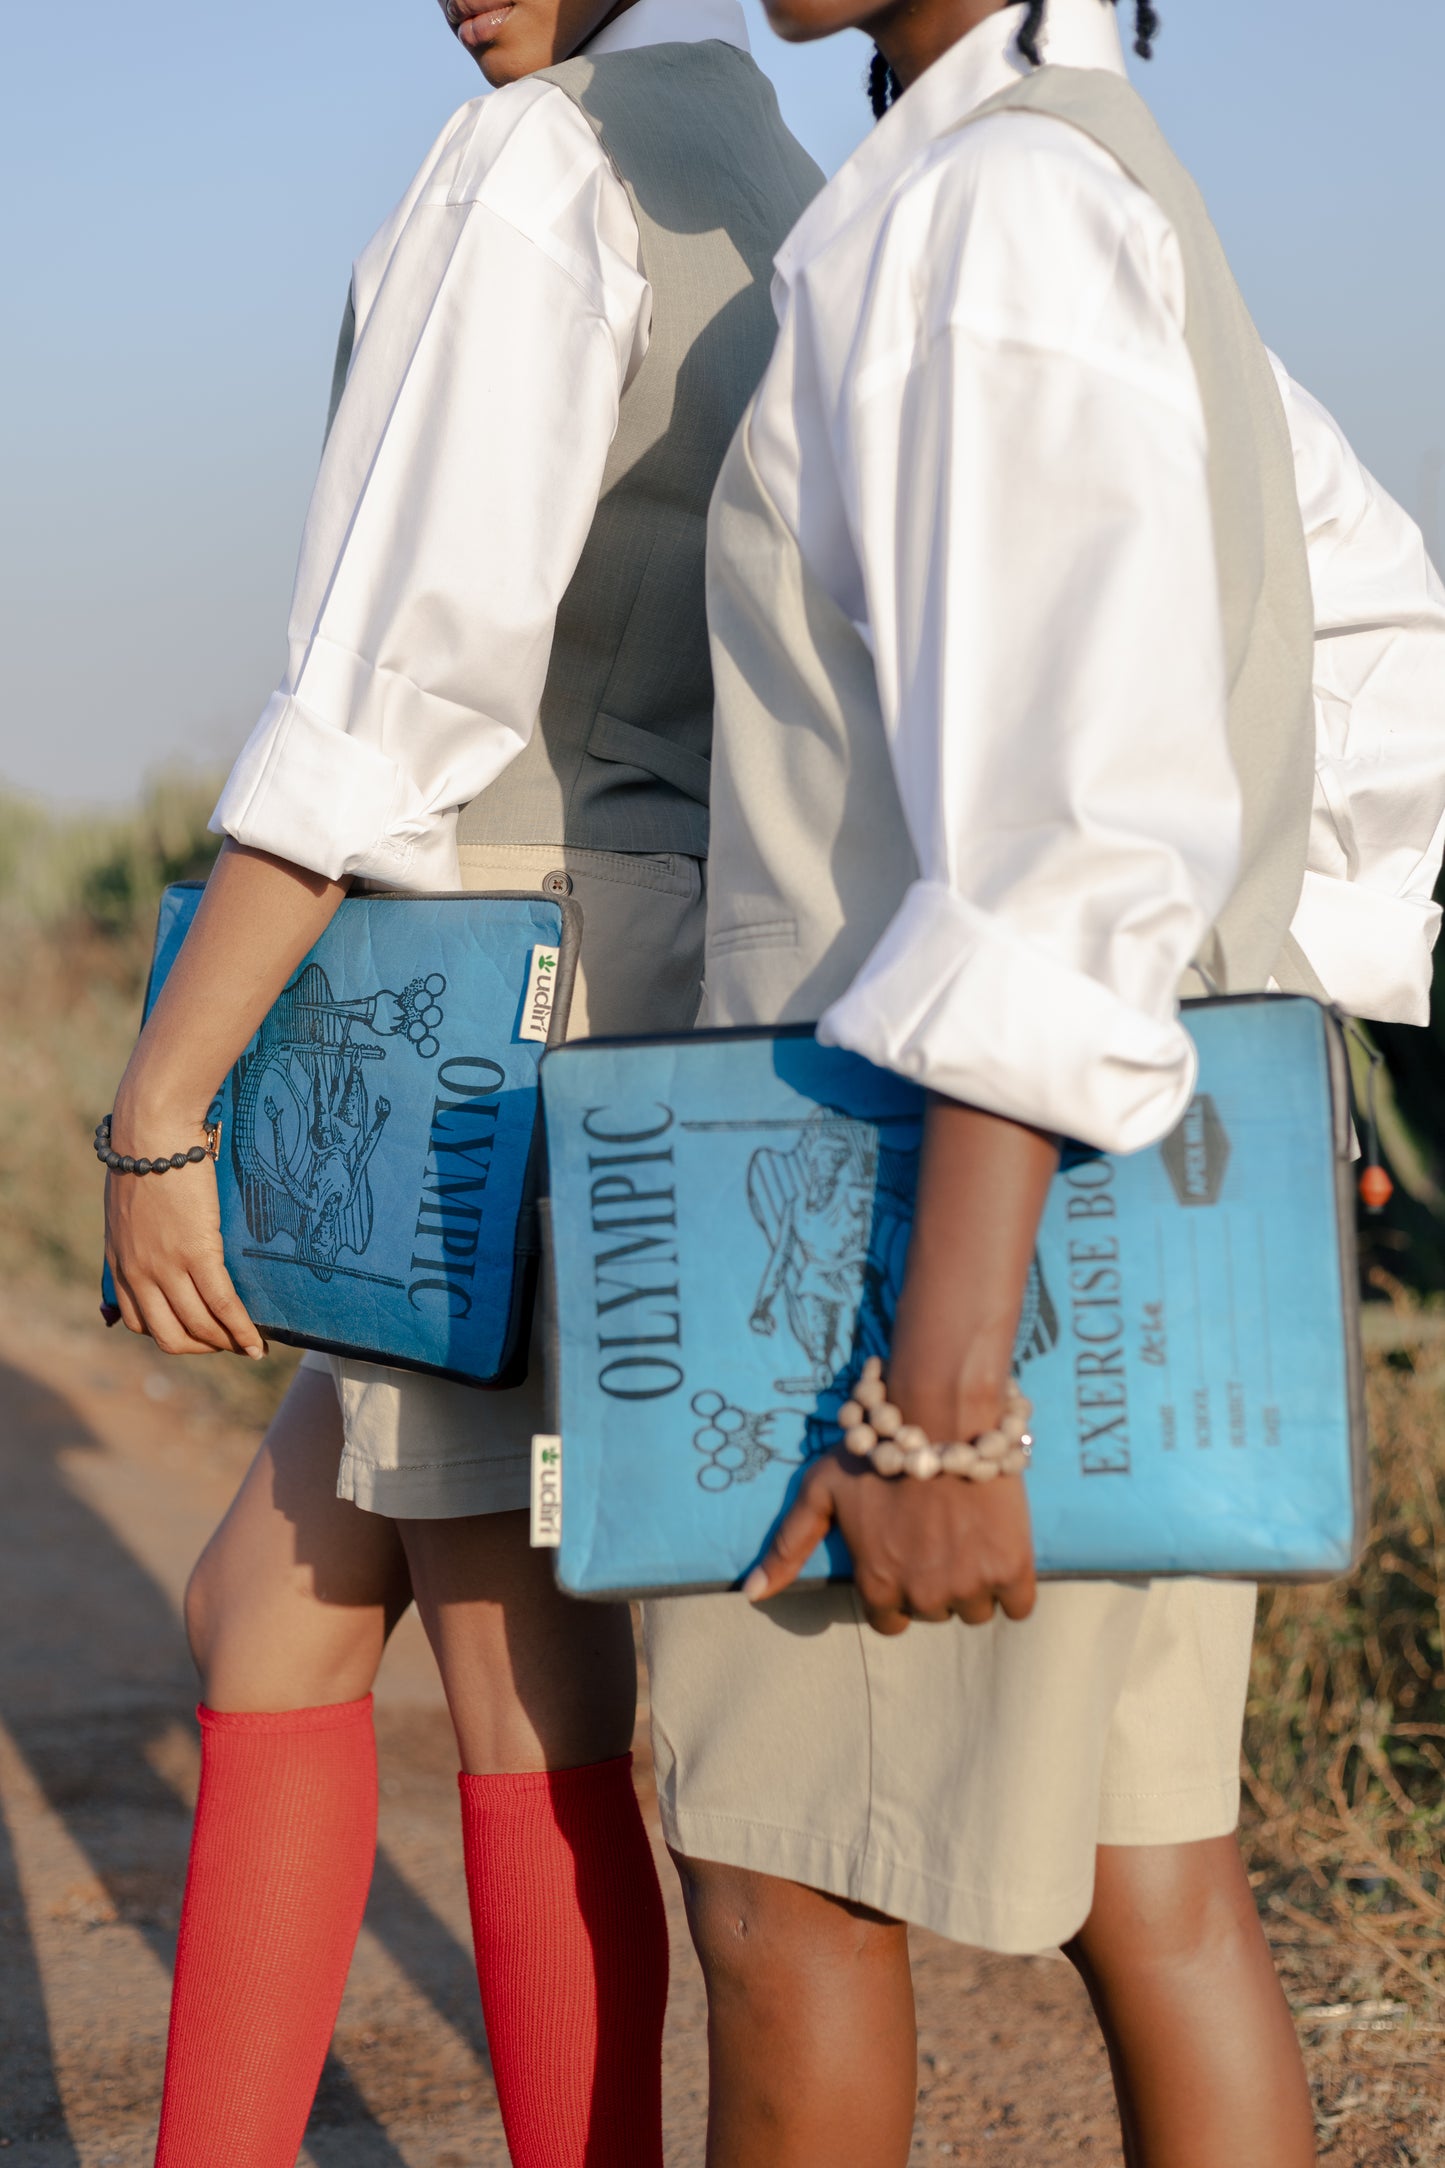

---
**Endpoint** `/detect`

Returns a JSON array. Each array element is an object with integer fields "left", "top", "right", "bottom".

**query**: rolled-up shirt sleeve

[
  {"left": 1272, "top": 358, "right": 1445, "bottom": 1024},
  {"left": 815, "top": 124, "right": 1242, "bottom": 1153},
  {"left": 213, "top": 88, "right": 648, "bottom": 889}
]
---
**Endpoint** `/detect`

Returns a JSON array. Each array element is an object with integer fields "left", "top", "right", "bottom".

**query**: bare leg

[
  {"left": 190, "top": 1376, "right": 629, "bottom": 1748},
  {"left": 186, "top": 1365, "right": 413, "bottom": 1709},
  {"left": 674, "top": 1854, "right": 917, "bottom": 2168},
  {"left": 397, "top": 1512, "right": 635, "bottom": 1770},
  {"left": 1064, "top": 1837, "right": 1316, "bottom": 2168}
]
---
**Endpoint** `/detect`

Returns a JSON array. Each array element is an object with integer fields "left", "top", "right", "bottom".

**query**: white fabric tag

[
  {"left": 519, "top": 945, "right": 561, "bottom": 1042},
  {"left": 531, "top": 1433, "right": 563, "bottom": 1547}
]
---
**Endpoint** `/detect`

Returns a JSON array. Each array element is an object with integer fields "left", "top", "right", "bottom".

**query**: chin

[
  {"left": 469, "top": 37, "right": 540, "bottom": 85},
  {"left": 474, "top": 47, "right": 532, "bottom": 85},
  {"left": 460, "top": 3, "right": 547, "bottom": 84},
  {"left": 763, "top": 2, "right": 861, "bottom": 44}
]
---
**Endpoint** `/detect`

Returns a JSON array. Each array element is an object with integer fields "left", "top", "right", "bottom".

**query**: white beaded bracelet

[{"left": 837, "top": 1358, "right": 1033, "bottom": 1483}]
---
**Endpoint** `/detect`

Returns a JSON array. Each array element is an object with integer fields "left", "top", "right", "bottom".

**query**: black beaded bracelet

[{"left": 94, "top": 1113, "right": 221, "bottom": 1177}]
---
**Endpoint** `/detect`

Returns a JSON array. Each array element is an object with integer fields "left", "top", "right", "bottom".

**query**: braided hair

[
  {"left": 1020, "top": 0, "right": 1159, "bottom": 67},
  {"left": 868, "top": 48, "right": 901, "bottom": 119},
  {"left": 870, "top": 1, "right": 1159, "bottom": 119}
]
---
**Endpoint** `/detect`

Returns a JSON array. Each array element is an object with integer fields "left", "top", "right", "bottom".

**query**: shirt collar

[
  {"left": 585, "top": 0, "right": 751, "bottom": 60},
  {"left": 774, "top": 0, "right": 1125, "bottom": 290}
]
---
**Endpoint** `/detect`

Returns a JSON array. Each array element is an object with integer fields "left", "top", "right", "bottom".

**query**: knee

[
  {"left": 182, "top": 1550, "right": 218, "bottom": 1681},
  {"left": 674, "top": 1852, "right": 902, "bottom": 2001},
  {"left": 182, "top": 1535, "right": 257, "bottom": 1690},
  {"left": 674, "top": 1857, "right": 766, "bottom": 1990},
  {"left": 1073, "top": 1837, "right": 1260, "bottom": 1989}
]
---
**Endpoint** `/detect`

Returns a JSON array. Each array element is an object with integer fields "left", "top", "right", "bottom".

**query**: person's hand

[
  {"left": 744, "top": 1096, "right": 1056, "bottom": 1636},
  {"left": 105, "top": 1105, "right": 265, "bottom": 1359},
  {"left": 743, "top": 1386, "right": 1037, "bottom": 1637}
]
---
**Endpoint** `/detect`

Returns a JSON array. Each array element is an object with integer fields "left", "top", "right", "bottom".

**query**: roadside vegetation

[
  {"left": 0, "top": 775, "right": 224, "bottom": 1286},
  {"left": 1244, "top": 1311, "right": 1445, "bottom": 2146},
  {"left": 0, "top": 778, "right": 294, "bottom": 1422}
]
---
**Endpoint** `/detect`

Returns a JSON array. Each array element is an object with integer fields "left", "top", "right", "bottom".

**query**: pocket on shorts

[
  {"left": 455, "top": 840, "right": 701, "bottom": 903},
  {"left": 561, "top": 843, "right": 703, "bottom": 903}
]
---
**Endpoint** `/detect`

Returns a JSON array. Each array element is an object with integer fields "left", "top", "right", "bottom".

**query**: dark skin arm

[
  {"left": 744, "top": 1100, "right": 1059, "bottom": 1635},
  {"left": 105, "top": 841, "right": 349, "bottom": 1358}
]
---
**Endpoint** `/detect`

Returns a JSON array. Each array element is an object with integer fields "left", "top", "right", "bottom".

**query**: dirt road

[{"left": 0, "top": 1292, "right": 1435, "bottom": 2164}]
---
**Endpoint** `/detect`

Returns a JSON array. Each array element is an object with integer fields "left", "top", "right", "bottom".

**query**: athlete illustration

[
  {"left": 746, "top": 1110, "right": 919, "bottom": 1392},
  {"left": 687, "top": 1105, "right": 1058, "bottom": 1493},
  {"left": 230, "top": 961, "right": 445, "bottom": 1280},
  {"left": 744, "top": 1107, "right": 1057, "bottom": 1392}
]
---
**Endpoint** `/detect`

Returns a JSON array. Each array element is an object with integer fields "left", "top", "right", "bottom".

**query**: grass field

[{"left": 3, "top": 781, "right": 1443, "bottom": 2138}]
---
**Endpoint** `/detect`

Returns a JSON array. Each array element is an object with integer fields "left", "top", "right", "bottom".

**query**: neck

[
  {"left": 584, "top": 0, "right": 643, "bottom": 47},
  {"left": 871, "top": 0, "right": 1014, "bottom": 90}
]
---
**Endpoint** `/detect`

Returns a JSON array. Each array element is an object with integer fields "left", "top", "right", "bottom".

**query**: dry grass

[
  {"left": 1243, "top": 1285, "right": 1445, "bottom": 2159},
  {"left": 1245, "top": 1292, "right": 1445, "bottom": 1999},
  {"left": 0, "top": 779, "right": 295, "bottom": 1425},
  {"left": 0, "top": 779, "right": 222, "bottom": 1284}
]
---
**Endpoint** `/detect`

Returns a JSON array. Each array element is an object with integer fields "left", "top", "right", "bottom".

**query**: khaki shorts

[
  {"left": 643, "top": 1573, "right": 1256, "bottom": 1954},
  {"left": 305, "top": 842, "right": 705, "bottom": 1521}
]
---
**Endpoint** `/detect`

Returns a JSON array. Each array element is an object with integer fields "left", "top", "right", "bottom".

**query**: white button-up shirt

[
  {"left": 212, "top": 0, "right": 750, "bottom": 892},
  {"left": 755, "top": 0, "right": 1445, "bottom": 1152}
]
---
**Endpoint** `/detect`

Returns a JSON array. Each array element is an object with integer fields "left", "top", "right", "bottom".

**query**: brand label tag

[
  {"left": 519, "top": 946, "right": 560, "bottom": 1043},
  {"left": 531, "top": 1433, "right": 563, "bottom": 1547}
]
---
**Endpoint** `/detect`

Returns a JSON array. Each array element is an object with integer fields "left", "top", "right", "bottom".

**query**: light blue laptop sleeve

[
  {"left": 103, "top": 882, "right": 580, "bottom": 1385},
  {"left": 539, "top": 997, "right": 1366, "bottom": 1592}
]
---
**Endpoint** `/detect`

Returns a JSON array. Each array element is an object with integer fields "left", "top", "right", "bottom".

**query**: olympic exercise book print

[
  {"left": 103, "top": 884, "right": 577, "bottom": 1385},
  {"left": 539, "top": 999, "right": 1367, "bottom": 1593}
]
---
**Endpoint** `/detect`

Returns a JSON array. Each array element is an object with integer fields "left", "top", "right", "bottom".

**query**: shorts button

[{"left": 542, "top": 869, "right": 573, "bottom": 897}]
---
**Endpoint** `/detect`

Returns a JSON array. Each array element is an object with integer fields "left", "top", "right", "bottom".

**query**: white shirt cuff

[
  {"left": 817, "top": 882, "right": 1199, "bottom": 1154},
  {"left": 1288, "top": 870, "right": 1440, "bottom": 1026},
  {"left": 210, "top": 693, "right": 462, "bottom": 891}
]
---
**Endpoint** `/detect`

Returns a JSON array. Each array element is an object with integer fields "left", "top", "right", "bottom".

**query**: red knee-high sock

[
  {"left": 459, "top": 1752, "right": 669, "bottom": 2168},
  {"left": 154, "top": 1697, "right": 377, "bottom": 2168}
]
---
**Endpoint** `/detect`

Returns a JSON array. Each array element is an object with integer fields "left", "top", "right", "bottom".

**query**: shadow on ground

[{"left": 0, "top": 1356, "right": 489, "bottom": 2160}]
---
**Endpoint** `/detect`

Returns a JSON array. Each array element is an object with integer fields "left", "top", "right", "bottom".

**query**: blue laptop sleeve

[
  {"left": 539, "top": 997, "right": 1367, "bottom": 1593},
  {"left": 104, "top": 883, "right": 580, "bottom": 1385}
]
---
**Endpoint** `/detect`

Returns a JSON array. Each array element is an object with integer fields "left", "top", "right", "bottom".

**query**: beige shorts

[
  {"left": 305, "top": 842, "right": 705, "bottom": 1521},
  {"left": 643, "top": 1573, "right": 1256, "bottom": 1954}
]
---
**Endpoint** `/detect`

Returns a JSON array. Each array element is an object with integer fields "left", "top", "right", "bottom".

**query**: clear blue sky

[{"left": 2, "top": 1, "right": 1442, "bottom": 807}]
